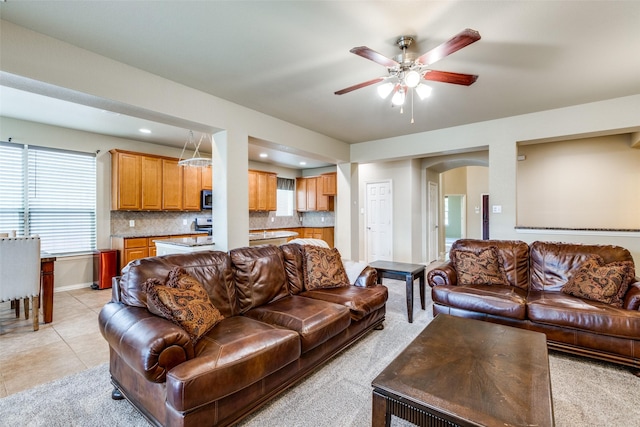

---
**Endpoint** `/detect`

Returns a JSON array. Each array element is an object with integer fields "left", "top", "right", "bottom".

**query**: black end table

[{"left": 369, "top": 260, "right": 425, "bottom": 323}]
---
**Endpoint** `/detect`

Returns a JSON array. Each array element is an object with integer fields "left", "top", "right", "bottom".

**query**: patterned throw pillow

[
  {"left": 143, "top": 267, "right": 224, "bottom": 343},
  {"left": 451, "top": 246, "right": 508, "bottom": 286},
  {"left": 303, "top": 245, "right": 350, "bottom": 290},
  {"left": 562, "top": 258, "right": 633, "bottom": 307}
]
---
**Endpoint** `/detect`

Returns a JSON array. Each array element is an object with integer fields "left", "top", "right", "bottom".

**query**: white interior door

[
  {"left": 428, "top": 181, "right": 439, "bottom": 262},
  {"left": 366, "top": 181, "right": 392, "bottom": 262}
]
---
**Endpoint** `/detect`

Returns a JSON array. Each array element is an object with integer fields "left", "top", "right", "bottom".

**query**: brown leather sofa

[
  {"left": 99, "top": 244, "right": 386, "bottom": 427},
  {"left": 428, "top": 239, "right": 640, "bottom": 368}
]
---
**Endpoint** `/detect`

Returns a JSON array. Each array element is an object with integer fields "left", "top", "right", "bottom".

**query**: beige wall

[
  {"left": 517, "top": 135, "right": 640, "bottom": 228},
  {"left": 351, "top": 96, "right": 640, "bottom": 266}
]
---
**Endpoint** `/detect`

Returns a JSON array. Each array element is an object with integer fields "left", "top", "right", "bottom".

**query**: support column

[{"left": 212, "top": 129, "right": 249, "bottom": 251}]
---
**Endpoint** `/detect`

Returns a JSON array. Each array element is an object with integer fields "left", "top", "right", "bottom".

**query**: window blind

[
  {"left": 0, "top": 142, "right": 26, "bottom": 236},
  {"left": 0, "top": 142, "right": 97, "bottom": 255}
]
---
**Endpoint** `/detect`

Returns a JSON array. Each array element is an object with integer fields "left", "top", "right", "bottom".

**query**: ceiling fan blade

[
  {"left": 416, "top": 29, "right": 481, "bottom": 67},
  {"left": 334, "top": 77, "right": 385, "bottom": 95},
  {"left": 350, "top": 46, "right": 400, "bottom": 68},
  {"left": 422, "top": 70, "right": 478, "bottom": 86}
]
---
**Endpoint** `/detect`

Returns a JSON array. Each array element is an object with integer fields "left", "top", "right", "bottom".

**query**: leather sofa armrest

[
  {"left": 354, "top": 265, "right": 378, "bottom": 288},
  {"left": 623, "top": 281, "right": 640, "bottom": 311},
  {"left": 99, "top": 302, "right": 194, "bottom": 383},
  {"left": 427, "top": 262, "right": 457, "bottom": 287}
]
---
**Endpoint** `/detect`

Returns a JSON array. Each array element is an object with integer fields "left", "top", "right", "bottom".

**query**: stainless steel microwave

[{"left": 201, "top": 190, "right": 212, "bottom": 210}]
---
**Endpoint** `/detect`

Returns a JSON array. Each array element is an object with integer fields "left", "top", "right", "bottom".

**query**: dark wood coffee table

[
  {"left": 369, "top": 260, "right": 425, "bottom": 323},
  {"left": 372, "top": 314, "right": 554, "bottom": 427}
]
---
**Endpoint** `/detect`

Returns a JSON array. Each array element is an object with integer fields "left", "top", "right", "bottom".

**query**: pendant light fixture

[{"left": 178, "top": 130, "right": 213, "bottom": 168}]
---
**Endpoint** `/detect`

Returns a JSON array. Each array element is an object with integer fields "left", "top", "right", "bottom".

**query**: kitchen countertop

[
  {"left": 249, "top": 231, "right": 298, "bottom": 241},
  {"left": 112, "top": 231, "right": 209, "bottom": 238},
  {"left": 153, "top": 236, "right": 215, "bottom": 247}
]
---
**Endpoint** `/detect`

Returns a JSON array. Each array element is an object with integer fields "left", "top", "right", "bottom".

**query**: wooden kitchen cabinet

[
  {"left": 111, "top": 150, "right": 142, "bottom": 210},
  {"left": 296, "top": 177, "right": 307, "bottom": 211},
  {"left": 296, "top": 175, "right": 334, "bottom": 212},
  {"left": 249, "top": 170, "right": 277, "bottom": 211},
  {"left": 182, "top": 166, "right": 202, "bottom": 211},
  {"left": 300, "top": 227, "right": 334, "bottom": 247},
  {"left": 112, "top": 234, "right": 206, "bottom": 270},
  {"left": 111, "top": 149, "right": 205, "bottom": 212},
  {"left": 141, "top": 156, "right": 162, "bottom": 210},
  {"left": 201, "top": 166, "right": 212, "bottom": 190},
  {"left": 321, "top": 172, "right": 337, "bottom": 196},
  {"left": 162, "top": 159, "right": 183, "bottom": 210}
]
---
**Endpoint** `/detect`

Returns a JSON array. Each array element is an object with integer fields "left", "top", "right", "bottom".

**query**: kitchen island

[
  {"left": 249, "top": 230, "right": 298, "bottom": 246},
  {"left": 155, "top": 236, "right": 215, "bottom": 256}
]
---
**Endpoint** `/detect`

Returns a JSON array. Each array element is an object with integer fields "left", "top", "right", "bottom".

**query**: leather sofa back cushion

[
  {"left": 280, "top": 243, "right": 306, "bottom": 295},
  {"left": 230, "top": 245, "right": 289, "bottom": 312},
  {"left": 119, "top": 251, "right": 238, "bottom": 318},
  {"left": 450, "top": 239, "right": 530, "bottom": 290},
  {"left": 530, "top": 241, "right": 634, "bottom": 292}
]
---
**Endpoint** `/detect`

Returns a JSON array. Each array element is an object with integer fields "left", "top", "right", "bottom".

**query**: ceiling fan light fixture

[
  {"left": 404, "top": 70, "right": 421, "bottom": 88},
  {"left": 415, "top": 83, "right": 433, "bottom": 100},
  {"left": 391, "top": 88, "right": 406, "bottom": 106},
  {"left": 377, "top": 82, "right": 394, "bottom": 99}
]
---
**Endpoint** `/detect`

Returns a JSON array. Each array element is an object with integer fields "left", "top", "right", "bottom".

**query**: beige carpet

[{"left": 1, "top": 279, "right": 638, "bottom": 426}]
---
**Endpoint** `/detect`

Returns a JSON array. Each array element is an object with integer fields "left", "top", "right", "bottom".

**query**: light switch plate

[{"left": 492, "top": 205, "right": 502, "bottom": 213}]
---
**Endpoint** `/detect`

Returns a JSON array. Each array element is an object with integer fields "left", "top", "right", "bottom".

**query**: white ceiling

[{"left": 1, "top": 1, "right": 639, "bottom": 168}]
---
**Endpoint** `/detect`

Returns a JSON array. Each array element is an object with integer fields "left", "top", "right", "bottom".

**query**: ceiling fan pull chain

[{"left": 411, "top": 89, "right": 415, "bottom": 124}]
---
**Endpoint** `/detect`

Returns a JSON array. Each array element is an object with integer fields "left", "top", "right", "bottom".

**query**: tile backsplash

[
  {"left": 111, "top": 211, "right": 200, "bottom": 236},
  {"left": 111, "top": 210, "right": 335, "bottom": 236}
]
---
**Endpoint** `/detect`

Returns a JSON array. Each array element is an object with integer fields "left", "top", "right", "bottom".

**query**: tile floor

[{"left": 0, "top": 287, "right": 113, "bottom": 398}]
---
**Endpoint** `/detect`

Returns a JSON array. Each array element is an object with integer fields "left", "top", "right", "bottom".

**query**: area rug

[{"left": 1, "top": 279, "right": 638, "bottom": 427}]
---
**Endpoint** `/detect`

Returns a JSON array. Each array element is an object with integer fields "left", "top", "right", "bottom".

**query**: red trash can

[{"left": 92, "top": 249, "right": 118, "bottom": 290}]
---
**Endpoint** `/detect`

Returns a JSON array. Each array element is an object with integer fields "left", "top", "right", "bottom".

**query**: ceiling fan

[{"left": 335, "top": 29, "right": 481, "bottom": 109}]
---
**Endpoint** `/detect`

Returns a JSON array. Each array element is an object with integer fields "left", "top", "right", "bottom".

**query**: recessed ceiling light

[
  {"left": 139, "top": 128, "right": 151, "bottom": 134},
  {"left": 259, "top": 153, "right": 268, "bottom": 158},
  {"left": 299, "top": 161, "right": 307, "bottom": 166}
]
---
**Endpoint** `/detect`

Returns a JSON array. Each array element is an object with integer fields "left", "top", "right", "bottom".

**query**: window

[
  {"left": 444, "top": 196, "right": 449, "bottom": 227},
  {"left": 275, "top": 177, "right": 295, "bottom": 216},
  {"left": 0, "top": 141, "right": 97, "bottom": 255}
]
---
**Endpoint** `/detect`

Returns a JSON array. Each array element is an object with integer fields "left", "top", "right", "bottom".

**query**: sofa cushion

[
  {"left": 449, "top": 239, "right": 530, "bottom": 289},
  {"left": 432, "top": 284, "right": 528, "bottom": 320},
  {"left": 562, "top": 257, "right": 634, "bottom": 307},
  {"left": 302, "top": 245, "right": 350, "bottom": 290},
  {"left": 230, "top": 245, "right": 289, "bottom": 313},
  {"left": 530, "top": 241, "right": 634, "bottom": 292},
  {"left": 450, "top": 246, "right": 508, "bottom": 286},
  {"left": 143, "top": 268, "right": 224, "bottom": 343},
  {"left": 301, "top": 284, "right": 388, "bottom": 321},
  {"left": 119, "top": 251, "right": 238, "bottom": 317},
  {"left": 244, "top": 295, "right": 351, "bottom": 353},
  {"left": 527, "top": 290, "right": 640, "bottom": 339},
  {"left": 280, "top": 243, "right": 306, "bottom": 295},
  {"left": 166, "top": 316, "right": 300, "bottom": 411}
]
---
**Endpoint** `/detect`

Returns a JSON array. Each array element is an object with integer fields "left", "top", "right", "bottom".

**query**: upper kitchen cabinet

[
  {"left": 111, "top": 150, "right": 141, "bottom": 210},
  {"left": 296, "top": 173, "right": 335, "bottom": 212},
  {"left": 162, "top": 159, "right": 183, "bottom": 210},
  {"left": 110, "top": 149, "right": 205, "bottom": 212},
  {"left": 248, "top": 170, "right": 277, "bottom": 211},
  {"left": 201, "top": 166, "right": 212, "bottom": 190},
  {"left": 141, "top": 156, "right": 162, "bottom": 210},
  {"left": 321, "top": 172, "right": 336, "bottom": 196},
  {"left": 182, "top": 166, "right": 202, "bottom": 211}
]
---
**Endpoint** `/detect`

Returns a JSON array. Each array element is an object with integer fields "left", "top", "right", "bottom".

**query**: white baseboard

[{"left": 54, "top": 282, "right": 94, "bottom": 293}]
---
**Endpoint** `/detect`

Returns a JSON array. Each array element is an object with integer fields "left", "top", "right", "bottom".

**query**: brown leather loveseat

[
  {"left": 99, "top": 243, "right": 386, "bottom": 427},
  {"left": 427, "top": 239, "right": 640, "bottom": 368}
]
